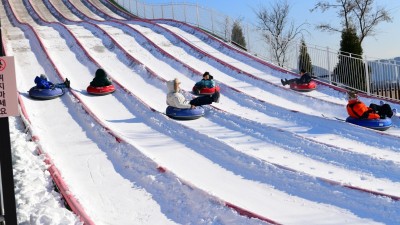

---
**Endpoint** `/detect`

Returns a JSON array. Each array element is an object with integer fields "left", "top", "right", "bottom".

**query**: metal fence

[{"left": 113, "top": 0, "right": 400, "bottom": 100}]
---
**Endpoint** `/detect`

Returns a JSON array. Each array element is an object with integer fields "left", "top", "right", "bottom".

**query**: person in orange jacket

[{"left": 346, "top": 91, "right": 393, "bottom": 119}]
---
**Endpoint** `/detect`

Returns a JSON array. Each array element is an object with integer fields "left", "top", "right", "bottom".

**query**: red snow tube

[
  {"left": 87, "top": 84, "right": 115, "bottom": 95},
  {"left": 192, "top": 85, "right": 220, "bottom": 95},
  {"left": 290, "top": 81, "right": 317, "bottom": 92}
]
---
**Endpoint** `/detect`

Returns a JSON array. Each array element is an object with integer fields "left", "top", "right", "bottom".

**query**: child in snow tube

[
  {"left": 281, "top": 69, "right": 316, "bottom": 91},
  {"left": 29, "top": 74, "right": 70, "bottom": 100},
  {"left": 87, "top": 68, "right": 115, "bottom": 95},
  {"left": 192, "top": 72, "right": 220, "bottom": 95},
  {"left": 166, "top": 78, "right": 220, "bottom": 120},
  {"left": 345, "top": 91, "right": 393, "bottom": 130}
]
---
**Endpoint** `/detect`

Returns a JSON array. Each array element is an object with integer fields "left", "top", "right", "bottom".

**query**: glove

[{"left": 64, "top": 78, "right": 71, "bottom": 88}]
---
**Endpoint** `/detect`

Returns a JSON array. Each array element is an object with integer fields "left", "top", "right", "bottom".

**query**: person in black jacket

[
  {"left": 281, "top": 69, "right": 312, "bottom": 86},
  {"left": 90, "top": 69, "right": 112, "bottom": 87}
]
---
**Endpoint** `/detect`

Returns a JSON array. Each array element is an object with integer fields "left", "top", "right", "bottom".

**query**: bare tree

[
  {"left": 312, "top": 0, "right": 392, "bottom": 44},
  {"left": 255, "top": 0, "right": 305, "bottom": 67}
]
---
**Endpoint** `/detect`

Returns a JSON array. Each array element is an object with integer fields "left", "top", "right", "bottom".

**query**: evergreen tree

[
  {"left": 298, "top": 38, "right": 313, "bottom": 74},
  {"left": 231, "top": 21, "right": 247, "bottom": 49},
  {"left": 334, "top": 27, "right": 367, "bottom": 91}
]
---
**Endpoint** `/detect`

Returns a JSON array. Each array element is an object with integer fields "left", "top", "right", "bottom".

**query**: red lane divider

[
  {"left": 36, "top": 1, "right": 284, "bottom": 223},
  {"left": 96, "top": 0, "right": 400, "bottom": 201},
  {"left": 3, "top": 1, "right": 96, "bottom": 224},
  {"left": 17, "top": 95, "right": 95, "bottom": 225}
]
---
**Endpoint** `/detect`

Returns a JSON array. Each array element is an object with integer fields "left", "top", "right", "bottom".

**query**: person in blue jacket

[
  {"left": 34, "top": 74, "right": 70, "bottom": 89},
  {"left": 194, "top": 72, "right": 215, "bottom": 93}
]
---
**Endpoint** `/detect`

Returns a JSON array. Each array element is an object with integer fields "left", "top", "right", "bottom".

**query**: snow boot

[{"left": 212, "top": 91, "right": 220, "bottom": 103}]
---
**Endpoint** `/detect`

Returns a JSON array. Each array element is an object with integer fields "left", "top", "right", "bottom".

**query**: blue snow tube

[
  {"left": 28, "top": 86, "right": 64, "bottom": 100},
  {"left": 166, "top": 106, "right": 205, "bottom": 120},
  {"left": 345, "top": 117, "right": 392, "bottom": 131}
]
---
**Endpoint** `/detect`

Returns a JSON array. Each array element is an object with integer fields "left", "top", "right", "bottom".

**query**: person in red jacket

[{"left": 346, "top": 91, "right": 393, "bottom": 119}]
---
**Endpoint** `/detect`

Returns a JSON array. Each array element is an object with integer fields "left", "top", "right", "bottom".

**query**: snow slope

[{"left": 2, "top": 0, "right": 400, "bottom": 224}]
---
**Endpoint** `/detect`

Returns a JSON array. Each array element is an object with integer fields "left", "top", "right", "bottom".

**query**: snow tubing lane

[
  {"left": 345, "top": 117, "right": 392, "bottom": 131},
  {"left": 289, "top": 81, "right": 317, "bottom": 92},
  {"left": 28, "top": 86, "right": 64, "bottom": 100},
  {"left": 87, "top": 84, "right": 115, "bottom": 95},
  {"left": 192, "top": 85, "right": 220, "bottom": 95},
  {"left": 166, "top": 106, "right": 205, "bottom": 120}
]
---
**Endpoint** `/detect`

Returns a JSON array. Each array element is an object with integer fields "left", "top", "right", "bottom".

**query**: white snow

[{"left": 2, "top": 0, "right": 400, "bottom": 224}]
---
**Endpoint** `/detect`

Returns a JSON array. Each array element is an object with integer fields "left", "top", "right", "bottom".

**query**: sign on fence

[{"left": 0, "top": 57, "right": 18, "bottom": 118}]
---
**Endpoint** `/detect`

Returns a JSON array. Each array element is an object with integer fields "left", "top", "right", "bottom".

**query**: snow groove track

[
  {"left": 2, "top": 0, "right": 400, "bottom": 224},
  {"left": 3, "top": 1, "right": 272, "bottom": 225},
  {"left": 39, "top": 0, "right": 400, "bottom": 201}
]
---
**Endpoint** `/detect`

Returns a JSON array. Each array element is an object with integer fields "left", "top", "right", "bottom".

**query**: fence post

[
  {"left": 211, "top": 10, "right": 214, "bottom": 33},
  {"left": 196, "top": 4, "right": 199, "bottom": 27},
  {"left": 364, "top": 56, "right": 371, "bottom": 95},
  {"left": 136, "top": 0, "right": 138, "bottom": 16},
  {"left": 172, "top": 4, "right": 174, "bottom": 20},
  {"left": 295, "top": 43, "right": 299, "bottom": 72},
  {"left": 183, "top": 4, "right": 186, "bottom": 23},
  {"left": 326, "top": 47, "right": 332, "bottom": 83},
  {"left": 396, "top": 65, "right": 399, "bottom": 99},
  {"left": 246, "top": 23, "right": 250, "bottom": 52},
  {"left": 226, "top": 16, "right": 230, "bottom": 41}
]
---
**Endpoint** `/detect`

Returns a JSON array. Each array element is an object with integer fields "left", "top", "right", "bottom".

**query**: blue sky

[{"left": 147, "top": 0, "right": 400, "bottom": 59}]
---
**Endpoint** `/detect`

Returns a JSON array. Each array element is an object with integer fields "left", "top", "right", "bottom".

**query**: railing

[{"left": 113, "top": 0, "right": 400, "bottom": 100}]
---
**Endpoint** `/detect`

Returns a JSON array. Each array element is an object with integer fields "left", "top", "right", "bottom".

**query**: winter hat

[
  {"left": 173, "top": 78, "right": 181, "bottom": 92},
  {"left": 300, "top": 69, "right": 306, "bottom": 73},
  {"left": 203, "top": 72, "right": 210, "bottom": 77},
  {"left": 347, "top": 91, "right": 358, "bottom": 100},
  {"left": 95, "top": 68, "right": 106, "bottom": 78},
  {"left": 40, "top": 74, "right": 48, "bottom": 80}
]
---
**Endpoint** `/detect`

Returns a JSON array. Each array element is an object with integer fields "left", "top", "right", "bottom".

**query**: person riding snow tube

[
  {"left": 192, "top": 72, "right": 219, "bottom": 95},
  {"left": 29, "top": 86, "right": 64, "bottom": 100},
  {"left": 345, "top": 91, "right": 393, "bottom": 130},
  {"left": 87, "top": 85, "right": 115, "bottom": 95},
  {"left": 192, "top": 85, "right": 221, "bottom": 95},
  {"left": 29, "top": 74, "right": 69, "bottom": 100},
  {"left": 345, "top": 117, "right": 392, "bottom": 131},
  {"left": 87, "top": 68, "right": 115, "bottom": 95},
  {"left": 289, "top": 80, "right": 317, "bottom": 92},
  {"left": 166, "top": 106, "right": 205, "bottom": 120}
]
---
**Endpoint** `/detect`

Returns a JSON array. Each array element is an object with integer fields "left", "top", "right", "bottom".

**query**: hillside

[{"left": 1, "top": 0, "right": 400, "bottom": 224}]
